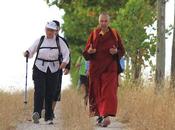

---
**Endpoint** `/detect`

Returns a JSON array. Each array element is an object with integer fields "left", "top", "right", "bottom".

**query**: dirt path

[
  {"left": 94, "top": 117, "right": 128, "bottom": 130},
  {"left": 16, "top": 103, "right": 62, "bottom": 130},
  {"left": 17, "top": 103, "right": 128, "bottom": 130}
]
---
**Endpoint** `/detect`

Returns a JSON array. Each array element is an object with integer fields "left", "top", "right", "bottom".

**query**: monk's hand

[
  {"left": 63, "top": 68, "right": 69, "bottom": 75},
  {"left": 87, "top": 44, "right": 96, "bottom": 54},
  {"left": 59, "top": 62, "right": 67, "bottom": 69},
  {"left": 109, "top": 45, "right": 117, "bottom": 55}
]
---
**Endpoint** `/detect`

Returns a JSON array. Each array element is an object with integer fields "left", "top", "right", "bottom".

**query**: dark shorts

[{"left": 80, "top": 75, "right": 89, "bottom": 87}]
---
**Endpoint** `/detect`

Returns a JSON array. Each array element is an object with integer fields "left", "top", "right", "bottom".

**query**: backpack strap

[
  {"left": 59, "top": 36, "right": 71, "bottom": 70},
  {"left": 91, "top": 27, "right": 119, "bottom": 46},
  {"left": 59, "top": 36, "right": 69, "bottom": 48},
  {"left": 89, "top": 28, "right": 97, "bottom": 48},
  {"left": 92, "top": 28, "right": 97, "bottom": 42},
  {"left": 56, "top": 35, "right": 63, "bottom": 65},
  {"left": 110, "top": 28, "right": 125, "bottom": 74},
  {"left": 111, "top": 28, "right": 119, "bottom": 42},
  {"left": 56, "top": 35, "right": 61, "bottom": 54},
  {"left": 33, "top": 35, "right": 45, "bottom": 66},
  {"left": 33, "top": 35, "right": 62, "bottom": 67}
]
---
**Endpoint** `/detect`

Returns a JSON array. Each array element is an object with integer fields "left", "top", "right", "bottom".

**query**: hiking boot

[
  {"left": 51, "top": 112, "right": 56, "bottom": 119},
  {"left": 45, "top": 120, "right": 54, "bottom": 125},
  {"left": 32, "top": 112, "right": 40, "bottom": 124},
  {"left": 99, "top": 117, "right": 111, "bottom": 127},
  {"left": 96, "top": 116, "right": 103, "bottom": 126}
]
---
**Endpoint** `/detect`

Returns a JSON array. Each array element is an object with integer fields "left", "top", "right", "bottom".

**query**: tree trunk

[
  {"left": 134, "top": 50, "right": 142, "bottom": 80},
  {"left": 134, "top": 65, "right": 141, "bottom": 79},
  {"left": 125, "top": 56, "right": 131, "bottom": 80},
  {"left": 170, "top": 0, "right": 175, "bottom": 89},
  {"left": 155, "top": 0, "right": 166, "bottom": 90}
]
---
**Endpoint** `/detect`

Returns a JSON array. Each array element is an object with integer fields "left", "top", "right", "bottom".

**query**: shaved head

[
  {"left": 98, "top": 12, "right": 110, "bottom": 29},
  {"left": 99, "top": 12, "right": 110, "bottom": 22}
]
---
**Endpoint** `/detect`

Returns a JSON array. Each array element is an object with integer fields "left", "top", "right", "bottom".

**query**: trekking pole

[{"left": 24, "top": 56, "right": 28, "bottom": 105}]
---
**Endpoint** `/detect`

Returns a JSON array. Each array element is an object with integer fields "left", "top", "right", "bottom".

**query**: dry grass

[
  {"left": 2, "top": 80, "right": 175, "bottom": 130},
  {"left": 60, "top": 88, "right": 94, "bottom": 130},
  {"left": 0, "top": 90, "right": 33, "bottom": 130},
  {"left": 0, "top": 86, "right": 94, "bottom": 130},
  {"left": 118, "top": 81, "right": 175, "bottom": 130},
  {"left": 0, "top": 87, "right": 94, "bottom": 130}
]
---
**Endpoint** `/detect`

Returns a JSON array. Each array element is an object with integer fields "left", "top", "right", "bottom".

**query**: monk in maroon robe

[{"left": 83, "top": 12, "right": 125, "bottom": 127}]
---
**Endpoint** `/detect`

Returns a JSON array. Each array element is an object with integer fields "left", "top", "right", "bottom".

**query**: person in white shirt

[
  {"left": 51, "top": 20, "right": 71, "bottom": 118},
  {"left": 24, "top": 21, "right": 69, "bottom": 124}
]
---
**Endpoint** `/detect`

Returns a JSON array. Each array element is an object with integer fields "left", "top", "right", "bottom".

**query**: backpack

[
  {"left": 33, "top": 35, "right": 63, "bottom": 66},
  {"left": 92, "top": 28, "right": 125, "bottom": 74}
]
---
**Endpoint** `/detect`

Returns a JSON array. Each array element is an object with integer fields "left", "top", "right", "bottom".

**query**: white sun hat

[{"left": 45, "top": 21, "right": 57, "bottom": 30}]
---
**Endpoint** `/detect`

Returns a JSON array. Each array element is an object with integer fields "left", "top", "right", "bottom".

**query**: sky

[
  {"left": 165, "top": 0, "right": 174, "bottom": 75},
  {"left": 0, "top": 0, "right": 174, "bottom": 92}
]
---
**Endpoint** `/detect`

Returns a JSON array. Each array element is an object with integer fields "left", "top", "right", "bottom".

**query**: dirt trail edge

[{"left": 16, "top": 103, "right": 62, "bottom": 130}]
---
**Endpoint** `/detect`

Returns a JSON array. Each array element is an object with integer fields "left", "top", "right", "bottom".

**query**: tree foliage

[
  {"left": 46, "top": 0, "right": 128, "bottom": 46},
  {"left": 112, "top": 0, "right": 156, "bottom": 79},
  {"left": 45, "top": 0, "right": 128, "bottom": 85},
  {"left": 45, "top": 0, "right": 157, "bottom": 83}
]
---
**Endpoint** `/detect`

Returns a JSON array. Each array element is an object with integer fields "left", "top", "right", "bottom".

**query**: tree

[
  {"left": 155, "top": 0, "right": 166, "bottom": 89},
  {"left": 45, "top": 0, "right": 157, "bottom": 85},
  {"left": 112, "top": 0, "right": 156, "bottom": 80},
  {"left": 171, "top": 0, "right": 175, "bottom": 89},
  {"left": 45, "top": 0, "right": 128, "bottom": 85}
]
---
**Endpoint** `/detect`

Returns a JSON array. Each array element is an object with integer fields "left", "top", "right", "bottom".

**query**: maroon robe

[{"left": 83, "top": 27, "right": 125, "bottom": 117}]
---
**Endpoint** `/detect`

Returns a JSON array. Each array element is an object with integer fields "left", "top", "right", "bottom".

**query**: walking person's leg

[
  {"left": 84, "top": 75, "right": 89, "bottom": 106},
  {"left": 79, "top": 75, "right": 89, "bottom": 106},
  {"left": 32, "top": 65, "right": 46, "bottom": 123},
  {"left": 52, "top": 69, "right": 63, "bottom": 114},
  {"left": 97, "top": 72, "right": 118, "bottom": 127},
  {"left": 45, "top": 68, "right": 59, "bottom": 124}
]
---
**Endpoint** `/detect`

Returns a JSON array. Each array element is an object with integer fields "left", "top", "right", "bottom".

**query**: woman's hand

[
  {"left": 59, "top": 62, "right": 67, "bottom": 69},
  {"left": 63, "top": 68, "right": 69, "bottom": 75},
  {"left": 23, "top": 50, "right": 29, "bottom": 57}
]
